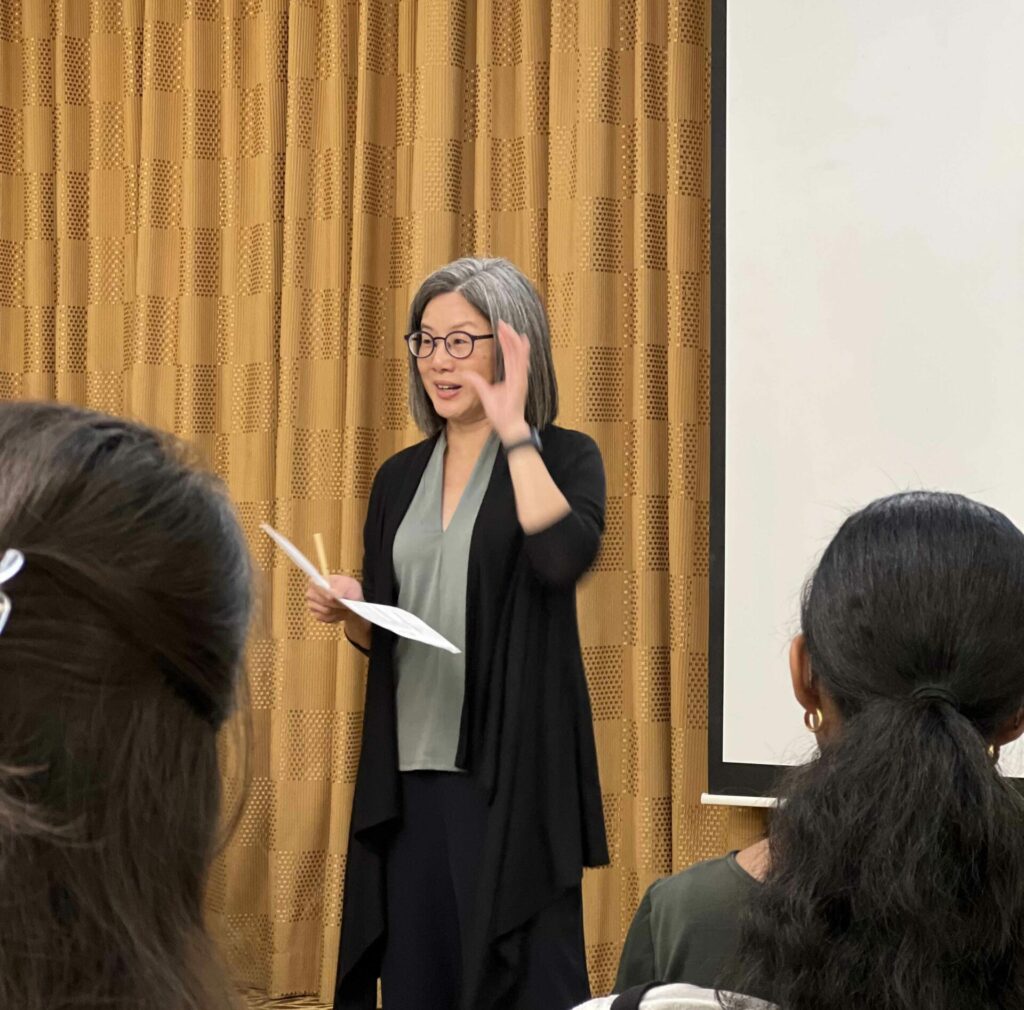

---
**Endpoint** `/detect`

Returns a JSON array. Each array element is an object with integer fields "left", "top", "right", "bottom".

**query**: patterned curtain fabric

[{"left": 0, "top": 0, "right": 763, "bottom": 1001}]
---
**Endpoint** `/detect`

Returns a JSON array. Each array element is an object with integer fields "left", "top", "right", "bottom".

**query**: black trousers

[{"left": 380, "top": 771, "right": 590, "bottom": 1010}]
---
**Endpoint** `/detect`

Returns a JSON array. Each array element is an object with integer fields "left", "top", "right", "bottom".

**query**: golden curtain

[{"left": 0, "top": 0, "right": 763, "bottom": 1001}]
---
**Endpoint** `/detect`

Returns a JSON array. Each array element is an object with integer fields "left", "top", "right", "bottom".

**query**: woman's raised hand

[
  {"left": 306, "top": 574, "right": 364, "bottom": 624},
  {"left": 462, "top": 319, "right": 532, "bottom": 442}
]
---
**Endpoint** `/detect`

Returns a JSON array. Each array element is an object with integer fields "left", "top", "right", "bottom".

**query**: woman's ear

[
  {"left": 789, "top": 633, "right": 822, "bottom": 714},
  {"left": 992, "top": 708, "right": 1024, "bottom": 748}
]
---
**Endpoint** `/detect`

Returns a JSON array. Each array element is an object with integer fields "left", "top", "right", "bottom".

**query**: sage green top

[
  {"left": 615, "top": 852, "right": 761, "bottom": 992},
  {"left": 391, "top": 430, "right": 500, "bottom": 771}
]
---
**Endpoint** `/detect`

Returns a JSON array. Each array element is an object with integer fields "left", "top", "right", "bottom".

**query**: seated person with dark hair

[{"left": 584, "top": 490, "right": 1024, "bottom": 1010}]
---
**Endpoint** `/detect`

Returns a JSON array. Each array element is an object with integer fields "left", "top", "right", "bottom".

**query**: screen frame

[{"left": 707, "top": 0, "right": 793, "bottom": 799}]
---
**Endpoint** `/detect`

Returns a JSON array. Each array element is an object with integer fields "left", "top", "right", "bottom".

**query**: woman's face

[{"left": 415, "top": 292, "right": 496, "bottom": 427}]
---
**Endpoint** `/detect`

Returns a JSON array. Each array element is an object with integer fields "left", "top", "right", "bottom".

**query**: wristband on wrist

[{"left": 503, "top": 426, "right": 542, "bottom": 456}]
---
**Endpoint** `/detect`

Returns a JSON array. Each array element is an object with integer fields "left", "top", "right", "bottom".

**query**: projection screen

[{"left": 708, "top": 0, "right": 1024, "bottom": 801}]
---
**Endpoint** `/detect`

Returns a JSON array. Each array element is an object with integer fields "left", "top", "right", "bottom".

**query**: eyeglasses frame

[{"left": 404, "top": 330, "right": 495, "bottom": 359}]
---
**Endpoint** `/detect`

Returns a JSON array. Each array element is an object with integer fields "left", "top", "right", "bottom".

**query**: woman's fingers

[
  {"left": 497, "top": 320, "right": 522, "bottom": 367},
  {"left": 309, "top": 600, "right": 344, "bottom": 624},
  {"left": 497, "top": 320, "right": 530, "bottom": 382},
  {"left": 306, "top": 585, "right": 333, "bottom": 607},
  {"left": 503, "top": 319, "right": 530, "bottom": 355},
  {"left": 308, "top": 597, "right": 334, "bottom": 617},
  {"left": 462, "top": 369, "right": 491, "bottom": 399},
  {"left": 326, "top": 574, "right": 364, "bottom": 602},
  {"left": 307, "top": 577, "right": 363, "bottom": 625},
  {"left": 496, "top": 319, "right": 515, "bottom": 356},
  {"left": 307, "top": 581, "right": 345, "bottom": 622}
]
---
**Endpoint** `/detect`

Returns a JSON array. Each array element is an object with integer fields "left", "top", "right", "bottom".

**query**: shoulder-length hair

[{"left": 406, "top": 257, "right": 559, "bottom": 435}]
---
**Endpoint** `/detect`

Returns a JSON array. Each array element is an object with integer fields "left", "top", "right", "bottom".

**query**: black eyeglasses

[{"left": 405, "top": 330, "right": 494, "bottom": 359}]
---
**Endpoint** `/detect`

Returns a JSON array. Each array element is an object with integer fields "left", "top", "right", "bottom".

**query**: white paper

[
  {"left": 337, "top": 597, "right": 461, "bottom": 654},
  {"left": 260, "top": 523, "right": 461, "bottom": 654}
]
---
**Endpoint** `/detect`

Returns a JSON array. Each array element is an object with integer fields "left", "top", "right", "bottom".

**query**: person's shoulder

[
  {"left": 540, "top": 425, "right": 602, "bottom": 468},
  {"left": 542, "top": 425, "right": 598, "bottom": 453},
  {"left": 648, "top": 852, "right": 758, "bottom": 911}
]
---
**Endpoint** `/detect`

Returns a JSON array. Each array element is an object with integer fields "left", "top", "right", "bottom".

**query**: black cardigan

[{"left": 333, "top": 425, "right": 609, "bottom": 1010}]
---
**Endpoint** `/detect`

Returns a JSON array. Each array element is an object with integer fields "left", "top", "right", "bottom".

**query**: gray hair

[{"left": 406, "top": 257, "right": 559, "bottom": 436}]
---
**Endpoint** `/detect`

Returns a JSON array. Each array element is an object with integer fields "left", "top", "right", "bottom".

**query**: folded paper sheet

[{"left": 260, "top": 523, "right": 461, "bottom": 654}]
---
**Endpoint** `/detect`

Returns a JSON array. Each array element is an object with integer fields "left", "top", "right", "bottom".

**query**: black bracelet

[{"left": 503, "top": 427, "right": 543, "bottom": 455}]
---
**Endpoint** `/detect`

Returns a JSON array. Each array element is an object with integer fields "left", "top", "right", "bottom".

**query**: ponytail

[{"left": 728, "top": 696, "right": 1024, "bottom": 1009}]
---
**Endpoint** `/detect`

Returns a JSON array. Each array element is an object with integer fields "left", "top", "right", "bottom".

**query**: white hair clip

[{"left": 0, "top": 549, "right": 25, "bottom": 635}]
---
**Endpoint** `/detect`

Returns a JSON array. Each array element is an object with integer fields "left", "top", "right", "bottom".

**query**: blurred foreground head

[{"left": 0, "top": 401, "right": 252, "bottom": 1010}]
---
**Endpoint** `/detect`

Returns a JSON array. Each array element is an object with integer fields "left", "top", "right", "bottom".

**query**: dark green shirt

[{"left": 615, "top": 853, "right": 760, "bottom": 992}]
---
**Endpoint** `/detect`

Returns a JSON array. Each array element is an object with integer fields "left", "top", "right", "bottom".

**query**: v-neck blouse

[{"left": 390, "top": 429, "right": 500, "bottom": 770}]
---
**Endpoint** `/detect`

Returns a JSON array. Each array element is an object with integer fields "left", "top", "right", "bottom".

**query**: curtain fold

[{"left": 0, "top": 0, "right": 763, "bottom": 1000}]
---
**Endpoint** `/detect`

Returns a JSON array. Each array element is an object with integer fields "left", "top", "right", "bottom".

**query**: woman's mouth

[{"left": 434, "top": 382, "right": 462, "bottom": 400}]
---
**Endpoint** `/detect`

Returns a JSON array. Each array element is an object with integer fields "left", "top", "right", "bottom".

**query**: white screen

[{"left": 723, "top": 0, "right": 1024, "bottom": 776}]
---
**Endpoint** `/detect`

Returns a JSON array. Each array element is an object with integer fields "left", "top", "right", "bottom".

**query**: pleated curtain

[{"left": 0, "top": 0, "right": 763, "bottom": 1000}]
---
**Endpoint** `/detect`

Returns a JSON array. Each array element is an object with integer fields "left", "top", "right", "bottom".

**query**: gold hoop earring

[
  {"left": 988, "top": 744, "right": 1000, "bottom": 763},
  {"left": 804, "top": 707, "right": 824, "bottom": 734}
]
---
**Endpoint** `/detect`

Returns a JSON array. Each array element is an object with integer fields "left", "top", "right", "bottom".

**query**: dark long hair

[
  {"left": 730, "top": 491, "right": 1024, "bottom": 1010},
  {"left": 0, "top": 401, "right": 252, "bottom": 1010}
]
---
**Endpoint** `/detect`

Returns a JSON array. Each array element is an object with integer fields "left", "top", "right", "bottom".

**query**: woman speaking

[{"left": 308, "top": 258, "right": 608, "bottom": 1010}]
